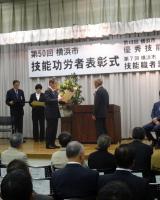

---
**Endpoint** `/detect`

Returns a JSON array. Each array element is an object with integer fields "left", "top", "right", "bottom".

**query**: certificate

[{"left": 31, "top": 101, "right": 45, "bottom": 107}]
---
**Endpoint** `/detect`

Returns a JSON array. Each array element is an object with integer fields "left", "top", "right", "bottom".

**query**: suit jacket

[
  {"left": 1, "top": 147, "right": 27, "bottom": 165},
  {"left": 44, "top": 88, "right": 60, "bottom": 120},
  {"left": 98, "top": 170, "right": 151, "bottom": 200},
  {"left": 29, "top": 93, "right": 45, "bottom": 116},
  {"left": 151, "top": 101, "right": 160, "bottom": 119},
  {"left": 93, "top": 86, "right": 109, "bottom": 118},
  {"left": 88, "top": 150, "right": 116, "bottom": 170},
  {"left": 6, "top": 88, "right": 25, "bottom": 116},
  {"left": 128, "top": 140, "right": 153, "bottom": 173},
  {"left": 52, "top": 163, "right": 99, "bottom": 200}
]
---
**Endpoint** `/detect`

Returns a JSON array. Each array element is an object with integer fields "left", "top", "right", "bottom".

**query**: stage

[
  {"left": 0, "top": 139, "right": 155, "bottom": 160},
  {"left": 0, "top": 139, "right": 121, "bottom": 159}
]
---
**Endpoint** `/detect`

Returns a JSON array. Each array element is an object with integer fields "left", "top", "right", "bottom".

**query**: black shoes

[{"left": 46, "top": 145, "right": 60, "bottom": 149}]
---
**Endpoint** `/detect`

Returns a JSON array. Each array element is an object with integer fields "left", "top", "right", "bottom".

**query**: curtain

[
  {"left": 0, "top": 39, "right": 160, "bottom": 138},
  {"left": 0, "top": 0, "right": 160, "bottom": 33}
]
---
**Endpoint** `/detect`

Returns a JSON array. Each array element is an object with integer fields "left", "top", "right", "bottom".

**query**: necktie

[{"left": 15, "top": 90, "right": 18, "bottom": 98}]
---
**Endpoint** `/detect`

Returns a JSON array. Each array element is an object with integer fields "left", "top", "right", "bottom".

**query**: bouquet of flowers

[
  {"left": 59, "top": 74, "right": 84, "bottom": 105},
  {"left": 59, "top": 74, "right": 84, "bottom": 117}
]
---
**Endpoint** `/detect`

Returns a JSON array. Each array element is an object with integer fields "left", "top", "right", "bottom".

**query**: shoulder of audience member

[
  {"left": 98, "top": 173, "right": 114, "bottom": 188},
  {"left": 88, "top": 150, "right": 98, "bottom": 158},
  {"left": 139, "top": 142, "right": 153, "bottom": 153},
  {"left": 33, "top": 193, "right": 54, "bottom": 200}
]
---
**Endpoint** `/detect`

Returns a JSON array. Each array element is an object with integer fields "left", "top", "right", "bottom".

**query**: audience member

[
  {"left": 1, "top": 169, "right": 32, "bottom": 200},
  {"left": 6, "top": 159, "right": 53, "bottom": 200},
  {"left": 128, "top": 127, "right": 153, "bottom": 175},
  {"left": 88, "top": 134, "right": 116, "bottom": 171},
  {"left": 52, "top": 141, "right": 99, "bottom": 200},
  {"left": 151, "top": 150, "right": 160, "bottom": 171},
  {"left": 97, "top": 181, "right": 132, "bottom": 200},
  {"left": 98, "top": 144, "right": 151, "bottom": 200},
  {"left": 1, "top": 133, "right": 27, "bottom": 165},
  {"left": 51, "top": 132, "right": 72, "bottom": 168},
  {"left": 143, "top": 91, "right": 160, "bottom": 146}
]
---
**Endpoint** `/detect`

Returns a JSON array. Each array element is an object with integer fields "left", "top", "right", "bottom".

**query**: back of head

[
  {"left": 66, "top": 141, "right": 84, "bottom": 159},
  {"left": 58, "top": 132, "right": 72, "bottom": 147},
  {"left": 10, "top": 133, "right": 23, "bottom": 148},
  {"left": 7, "top": 159, "right": 30, "bottom": 176},
  {"left": 115, "top": 144, "right": 135, "bottom": 169},
  {"left": 94, "top": 78, "right": 103, "bottom": 88},
  {"left": 98, "top": 181, "right": 132, "bottom": 200},
  {"left": 132, "top": 127, "right": 145, "bottom": 140},
  {"left": 97, "top": 134, "right": 111, "bottom": 151},
  {"left": 1, "top": 169, "right": 33, "bottom": 200}
]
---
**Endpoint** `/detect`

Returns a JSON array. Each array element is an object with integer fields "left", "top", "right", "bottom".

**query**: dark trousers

[
  {"left": 143, "top": 122, "right": 160, "bottom": 141},
  {"left": 12, "top": 114, "right": 23, "bottom": 134},
  {"left": 32, "top": 112, "right": 45, "bottom": 141},
  {"left": 46, "top": 118, "right": 58, "bottom": 146},
  {"left": 95, "top": 118, "right": 107, "bottom": 137}
]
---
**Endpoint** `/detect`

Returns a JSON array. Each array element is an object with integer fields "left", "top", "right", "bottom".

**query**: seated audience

[
  {"left": 51, "top": 132, "right": 72, "bottom": 169},
  {"left": 143, "top": 91, "right": 160, "bottom": 146},
  {"left": 1, "top": 133, "right": 27, "bottom": 165},
  {"left": 151, "top": 150, "right": 160, "bottom": 170},
  {"left": 1, "top": 169, "right": 32, "bottom": 200},
  {"left": 98, "top": 144, "right": 151, "bottom": 200},
  {"left": 88, "top": 134, "right": 116, "bottom": 171},
  {"left": 97, "top": 181, "right": 132, "bottom": 200},
  {"left": 52, "top": 141, "right": 99, "bottom": 200},
  {"left": 128, "top": 127, "right": 153, "bottom": 175},
  {"left": 6, "top": 159, "right": 53, "bottom": 200}
]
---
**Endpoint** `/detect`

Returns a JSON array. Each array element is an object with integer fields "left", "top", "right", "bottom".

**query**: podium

[{"left": 61, "top": 104, "right": 121, "bottom": 144}]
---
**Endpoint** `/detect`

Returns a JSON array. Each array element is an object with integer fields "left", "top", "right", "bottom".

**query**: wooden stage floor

[
  {"left": 0, "top": 138, "right": 154, "bottom": 160},
  {"left": 0, "top": 139, "right": 123, "bottom": 159}
]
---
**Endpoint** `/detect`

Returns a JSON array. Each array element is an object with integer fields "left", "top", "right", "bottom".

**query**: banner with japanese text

[{"left": 28, "top": 35, "right": 160, "bottom": 77}]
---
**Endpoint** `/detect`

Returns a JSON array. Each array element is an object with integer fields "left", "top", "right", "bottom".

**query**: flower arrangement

[{"left": 59, "top": 74, "right": 84, "bottom": 105}]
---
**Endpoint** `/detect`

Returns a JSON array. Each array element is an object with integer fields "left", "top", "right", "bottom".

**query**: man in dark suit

[
  {"left": 88, "top": 134, "right": 116, "bottom": 171},
  {"left": 143, "top": 91, "right": 160, "bottom": 146},
  {"left": 6, "top": 80, "right": 25, "bottom": 134},
  {"left": 52, "top": 141, "right": 99, "bottom": 200},
  {"left": 45, "top": 78, "right": 61, "bottom": 149},
  {"left": 128, "top": 127, "right": 153, "bottom": 178},
  {"left": 29, "top": 84, "right": 45, "bottom": 142},
  {"left": 97, "top": 181, "right": 132, "bottom": 200},
  {"left": 92, "top": 79, "right": 109, "bottom": 136},
  {"left": 98, "top": 144, "right": 152, "bottom": 200}
]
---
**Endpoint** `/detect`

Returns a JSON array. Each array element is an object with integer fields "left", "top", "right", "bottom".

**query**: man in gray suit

[
  {"left": 92, "top": 79, "right": 109, "bottom": 137},
  {"left": 1, "top": 133, "right": 27, "bottom": 165}
]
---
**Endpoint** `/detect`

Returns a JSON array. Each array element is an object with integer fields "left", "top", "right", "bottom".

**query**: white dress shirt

[{"left": 36, "top": 93, "right": 40, "bottom": 101}]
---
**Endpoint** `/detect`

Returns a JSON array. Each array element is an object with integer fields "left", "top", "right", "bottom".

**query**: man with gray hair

[
  {"left": 92, "top": 78, "right": 109, "bottom": 137},
  {"left": 52, "top": 141, "right": 99, "bottom": 200},
  {"left": 88, "top": 135, "right": 116, "bottom": 170},
  {"left": 1, "top": 133, "right": 27, "bottom": 165}
]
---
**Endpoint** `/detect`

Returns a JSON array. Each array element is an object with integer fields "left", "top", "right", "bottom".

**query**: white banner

[{"left": 28, "top": 35, "right": 160, "bottom": 77}]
